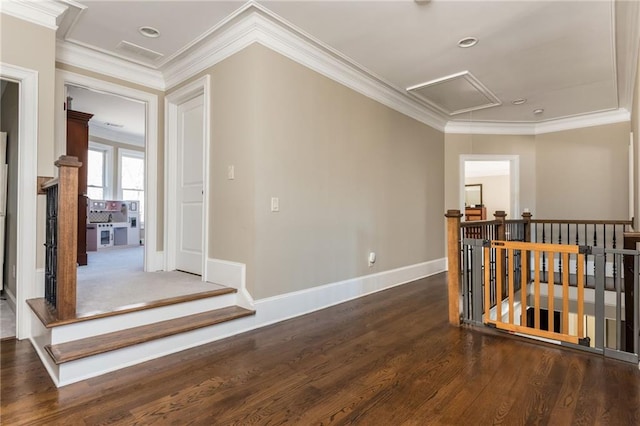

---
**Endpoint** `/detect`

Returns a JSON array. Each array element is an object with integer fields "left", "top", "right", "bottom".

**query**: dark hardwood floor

[{"left": 2, "top": 272, "right": 639, "bottom": 425}]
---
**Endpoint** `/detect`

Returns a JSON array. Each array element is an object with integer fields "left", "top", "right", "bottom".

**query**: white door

[{"left": 176, "top": 94, "right": 204, "bottom": 274}]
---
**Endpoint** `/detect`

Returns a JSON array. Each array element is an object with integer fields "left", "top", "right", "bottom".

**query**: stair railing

[{"left": 42, "top": 156, "right": 81, "bottom": 320}]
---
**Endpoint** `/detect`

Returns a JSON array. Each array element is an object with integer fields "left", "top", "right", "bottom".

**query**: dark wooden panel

[
  {"left": 3, "top": 273, "right": 640, "bottom": 425},
  {"left": 66, "top": 110, "right": 93, "bottom": 267}
]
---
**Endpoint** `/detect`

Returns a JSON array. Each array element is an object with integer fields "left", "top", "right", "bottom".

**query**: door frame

[
  {"left": 0, "top": 63, "right": 38, "bottom": 339},
  {"left": 56, "top": 70, "right": 161, "bottom": 271},
  {"left": 459, "top": 154, "right": 520, "bottom": 218},
  {"left": 165, "top": 75, "right": 211, "bottom": 278}
]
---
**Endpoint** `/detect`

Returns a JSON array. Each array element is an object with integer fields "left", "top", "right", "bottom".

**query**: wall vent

[
  {"left": 116, "top": 40, "right": 164, "bottom": 62},
  {"left": 407, "top": 71, "right": 501, "bottom": 116}
]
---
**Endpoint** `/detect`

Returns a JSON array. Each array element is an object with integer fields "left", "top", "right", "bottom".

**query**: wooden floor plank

[{"left": 3, "top": 273, "right": 640, "bottom": 425}]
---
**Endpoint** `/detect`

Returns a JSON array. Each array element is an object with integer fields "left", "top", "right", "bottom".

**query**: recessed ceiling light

[
  {"left": 533, "top": 108, "right": 544, "bottom": 115},
  {"left": 138, "top": 26, "right": 160, "bottom": 38},
  {"left": 512, "top": 98, "right": 527, "bottom": 105},
  {"left": 458, "top": 37, "right": 478, "bottom": 48}
]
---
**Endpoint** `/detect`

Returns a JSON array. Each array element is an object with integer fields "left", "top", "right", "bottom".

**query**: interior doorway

[
  {"left": 460, "top": 155, "right": 520, "bottom": 221},
  {"left": 65, "top": 84, "right": 146, "bottom": 280},
  {"left": 0, "top": 79, "right": 18, "bottom": 339}
]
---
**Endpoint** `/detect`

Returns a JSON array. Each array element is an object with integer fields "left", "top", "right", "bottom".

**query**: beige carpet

[{"left": 77, "top": 246, "right": 225, "bottom": 316}]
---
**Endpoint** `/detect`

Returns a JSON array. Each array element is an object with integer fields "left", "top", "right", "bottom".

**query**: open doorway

[
  {"left": 460, "top": 155, "right": 520, "bottom": 221},
  {"left": 0, "top": 79, "right": 17, "bottom": 339},
  {"left": 65, "top": 85, "right": 147, "bottom": 306}
]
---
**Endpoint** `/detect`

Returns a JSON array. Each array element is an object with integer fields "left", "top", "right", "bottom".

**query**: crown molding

[
  {"left": 162, "top": 4, "right": 447, "bottom": 131},
  {"left": 534, "top": 108, "right": 630, "bottom": 135},
  {"left": 56, "top": 40, "right": 165, "bottom": 91},
  {"left": 89, "top": 121, "right": 145, "bottom": 147},
  {"left": 445, "top": 108, "right": 630, "bottom": 135},
  {"left": 0, "top": 0, "right": 68, "bottom": 30}
]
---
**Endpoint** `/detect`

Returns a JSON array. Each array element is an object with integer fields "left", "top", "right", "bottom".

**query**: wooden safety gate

[{"left": 484, "top": 240, "right": 587, "bottom": 345}]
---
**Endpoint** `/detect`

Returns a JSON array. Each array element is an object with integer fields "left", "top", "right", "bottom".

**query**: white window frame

[
  {"left": 88, "top": 141, "right": 114, "bottom": 200},
  {"left": 118, "top": 148, "right": 145, "bottom": 221}
]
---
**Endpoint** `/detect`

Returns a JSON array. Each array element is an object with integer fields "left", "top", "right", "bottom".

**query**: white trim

[
  {"left": 164, "top": 75, "right": 211, "bottom": 277},
  {"left": 87, "top": 141, "right": 114, "bottom": 200},
  {"left": 55, "top": 40, "right": 165, "bottom": 91},
  {"left": 0, "top": 62, "right": 38, "bottom": 340},
  {"left": 116, "top": 147, "right": 144, "bottom": 201},
  {"left": 162, "top": 5, "right": 446, "bottom": 131},
  {"left": 0, "top": 0, "right": 68, "bottom": 30},
  {"left": 4, "top": 286, "right": 16, "bottom": 314},
  {"left": 445, "top": 108, "right": 630, "bottom": 135},
  {"left": 252, "top": 259, "right": 446, "bottom": 329},
  {"left": 56, "top": 70, "right": 162, "bottom": 272},
  {"left": 460, "top": 155, "right": 520, "bottom": 218},
  {"left": 406, "top": 70, "right": 502, "bottom": 116}
]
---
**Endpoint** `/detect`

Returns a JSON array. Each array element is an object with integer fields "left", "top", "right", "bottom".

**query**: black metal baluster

[{"left": 612, "top": 224, "right": 617, "bottom": 281}]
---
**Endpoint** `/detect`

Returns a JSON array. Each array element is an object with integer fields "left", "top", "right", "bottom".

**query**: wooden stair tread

[
  {"left": 45, "top": 306, "right": 255, "bottom": 364},
  {"left": 27, "top": 286, "right": 237, "bottom": 328}
]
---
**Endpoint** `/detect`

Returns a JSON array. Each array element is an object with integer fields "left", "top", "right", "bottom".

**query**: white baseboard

[
  {"left": 36, "top": 258, "right": 446, "bottom": 387},
  {"left": 145, "top": 250, "right": 164, "bottom": 272},
  {"left": 4, "top": 286, "right": 16, "bottom": 312},
  {"left": 252, "top": 258, "right": 446, "bottom": 328},
  {"left": 206, "top": 258, "right": 245, "bottom": 289}
]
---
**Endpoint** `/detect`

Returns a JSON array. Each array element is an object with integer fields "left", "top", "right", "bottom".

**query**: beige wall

[
  {"left": 0, "top": 14, "right": 56, "bottom": 177},
  {"left": 251, "top": 46, "right": 444, "bottom": 298},
  {"left": 465, "top": 175, "right": 511, "bottom": 218},
  {"left": 535, "top": 122, "right": 629, "bottom": 219},
  {"left": 445, "top": 123, "right": 630, "bottom": 221},
  {"left": 168, "top": 44, "right": 445, "bottom": 299},
  {"left": 56, "top": 63, "right": 165, "bottom": 250},
  {"left": 1, "top": 14, "right": 56, "bottom": 269},
  {"left": 1, "top": 82, "right": 19, "bottom": 296}
]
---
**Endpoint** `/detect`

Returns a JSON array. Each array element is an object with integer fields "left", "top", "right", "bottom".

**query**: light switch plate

[
  {"left": 227, "top": 165, "right": 235, "bottom": 180},
  {"left": 271, "top": 197, "right": 279, "bottom": 212}
]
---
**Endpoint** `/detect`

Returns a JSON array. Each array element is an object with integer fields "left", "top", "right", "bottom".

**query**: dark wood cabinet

[
  {"left": 66, "top": 110, "right": 93, "bottom": 266},
  {"left": 465, "top": 206, "right": 486, "bottom": 221}
]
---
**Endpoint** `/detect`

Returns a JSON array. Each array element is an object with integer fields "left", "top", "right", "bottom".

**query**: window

[
  {"left": 87, "top": 143, "right": 113, "bottom": 200},
  {"left": 119, "top": 150, "right": 145, "bottom": 223}
]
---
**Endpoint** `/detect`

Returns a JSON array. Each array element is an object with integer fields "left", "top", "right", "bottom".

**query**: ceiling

[{"left": 49, "top": 0, "right": 640, "bottom": 131}]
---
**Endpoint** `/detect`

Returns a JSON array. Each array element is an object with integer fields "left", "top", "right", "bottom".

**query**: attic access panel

[{"left": 407, "top": 71, "right": 501, "bottom": 116}]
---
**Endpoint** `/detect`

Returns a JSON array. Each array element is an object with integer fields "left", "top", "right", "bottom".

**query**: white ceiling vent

[
  {"left": 116, "top": 40, "right": 164, "bottom": 62},
  {"left": 407, "top": 71, "right": 501, "bottom": 116}
]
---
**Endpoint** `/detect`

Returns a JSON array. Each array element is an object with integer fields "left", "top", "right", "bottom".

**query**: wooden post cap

[
  {"left": 522, "top": 212, "right": 532, "bottom": 219},
  {"left": 494, "top": 210, "right": 507, "bottom": 218},
  {"left": 445, "top": 210, "right": 463, "bottom": 218},
  {"left": 54, "top": 155, "right": 82, "bottom": 168}
]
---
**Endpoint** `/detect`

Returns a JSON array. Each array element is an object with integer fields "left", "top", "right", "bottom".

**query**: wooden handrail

[
  {"left": 41, "top": 177, "right": 59, "bottom": 191},
  {"left": 530, "top": 219, "right": 633, "bottom": 225}
]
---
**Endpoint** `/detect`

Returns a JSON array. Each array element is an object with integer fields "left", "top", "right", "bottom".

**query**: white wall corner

[{"left": 205, "top": 258, "right": 254, "bottom": 309}]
